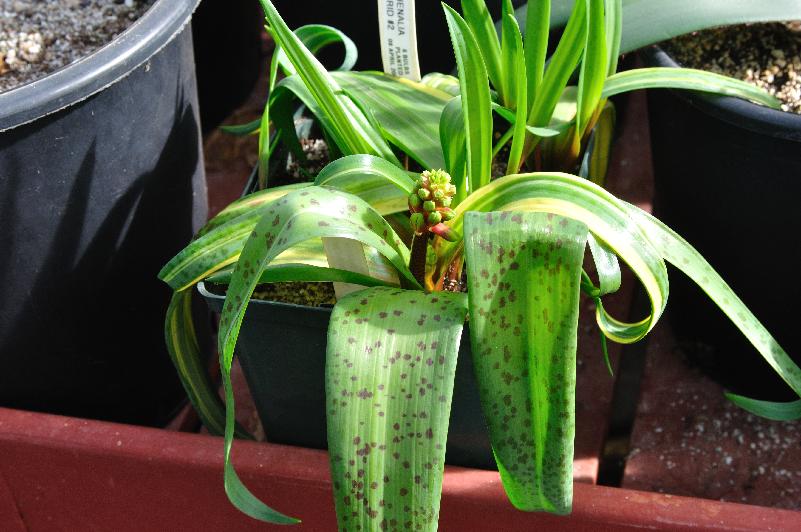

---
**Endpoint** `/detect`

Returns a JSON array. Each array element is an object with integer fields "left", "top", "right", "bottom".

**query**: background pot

[
  {"left": 199, "top": 283, "right": 496, "bottom": 469},
  {"left": 0, "top": 0, "right": 207, "bottom": 425},
  {"left": 192, "top": 0, "right": 263, "bottom": 134},
  {"left": 643, "top": 45, "right": 801, "bottom": 400}
]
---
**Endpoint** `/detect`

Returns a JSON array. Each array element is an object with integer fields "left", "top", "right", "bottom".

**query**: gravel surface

[
  {"left": 665, "top": 22, "right": 801, "bottom": 114},
  {"left": 0, "top": 0, "right": 153, "bottom": 93}
]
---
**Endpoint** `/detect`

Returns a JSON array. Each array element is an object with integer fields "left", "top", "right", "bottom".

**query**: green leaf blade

[
  {"left": 602, "top": 67, "right": 782, "bottom": 109},
  {"left": 326, "top": 287, "right": 469, "bottom": 531},
  {"left": 464, "top": 211, "right": 589, "bottom": 514},
  {"left": 444, "top": 4, "right": 494, "bottom": 192}
]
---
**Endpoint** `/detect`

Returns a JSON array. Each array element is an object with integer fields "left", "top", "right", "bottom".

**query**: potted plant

[
  {"left": 642, "top": 17, "right": 801, "bottom": 399},
  {"left": 160, "top": 0, "right": 801, "bottom": 528},
  {"left": 0, "top": 0, "right": 207, "bottom": 426}
]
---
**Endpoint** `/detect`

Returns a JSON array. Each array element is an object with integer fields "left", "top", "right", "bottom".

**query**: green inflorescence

[{"left": 408, "top": 169, "right": 457, "bottom": 236}]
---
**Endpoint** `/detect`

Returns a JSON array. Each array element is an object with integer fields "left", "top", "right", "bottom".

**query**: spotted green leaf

[
  {"left": 465, "top": 211, "right": 588, "bottom": 514},
  {"left": 326, "top": 287, "right": 468, "bottom": 531}
]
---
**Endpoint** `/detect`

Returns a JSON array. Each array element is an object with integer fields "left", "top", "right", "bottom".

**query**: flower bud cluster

[{"left": 408, "top": 169, "right": 456, "bottom": 236}]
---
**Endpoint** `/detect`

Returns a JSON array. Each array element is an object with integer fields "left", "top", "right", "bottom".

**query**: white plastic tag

[{"left": 377, "top": 0, "right": 421, "bottom": 81}]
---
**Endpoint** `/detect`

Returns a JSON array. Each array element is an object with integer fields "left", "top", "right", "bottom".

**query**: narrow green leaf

[
  {"left": 493, "top": 103, "right": 565, "bottom": 138},
  {"left": 164, "top": 290, "right": 252, "bottom": 438},
  {"left": 528, "top": 0, "right": 586, "bottom": 128},
  {"left": 439, "top": 96, "right": 468, "bottom": 203},
  {"left": 220, "top": 119, "right": 261, "bottom": 136},
  {"left": 575, "top": 0, "right": 607, "bottom": 141},
  {"left": 444, "top": 4, "right": 494, "bottom": 193},
  {"left": 583, "top": 100, "right": 615, "bottom": 186},
  {"left": 258, "top": 0, "right": 398, "bottom": 163},
  {"left": 326, "top": 287, "right": 469, "bottom": 530},
  {"left": 275, "top": 24, "right": 358, "bottom": 75},
  {"left": 524, "top": 0, "right": 551, "bottom": 108},
  {"left": 465, "top": 211, "right": 588, "bottom": 514},
  {"left": 461, "top": 0, "right": 504, "bottom": 98},
  {"left": 502, "top": 14, "right": 528, "bottom": 174},
  {"left": 725, "top": 395, "right": 801, "bottom": 422},
  {"left": 604, "top": 0, "right": 622, "bottom": 74},
  {"left": 602, "top": 67, "right": 782, "bottom": 109}
]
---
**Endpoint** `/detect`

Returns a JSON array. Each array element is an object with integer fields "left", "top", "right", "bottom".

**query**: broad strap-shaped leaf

[
  {"left": 334, "top": 71, "right": 450, "bottom": 170},
  {"left": 444, "top": 4, "right": 494, "bottom": 194},
  {"left": 315, "top": 154, "right": 415, "bottom": 214},
  {"left": 216, "top": 187, "right": 420, "bottom": 523},
  {"left": 604, "top": 0, "right": 622, "bottom": 74},
  {"left": 326, "top": 287, "right": 469, "bottom": 531},
  {"left": 435, "top": 172, "right": 669, "bottom": 345},
  {"left": 421, "top": 73, "right": 461, "bottom": 97},
  {"left": 602, "top": 67, "right": 781, "bottom": 109},
  {"left": 464, "top": 211, "right": 588, "bottom": 514}
]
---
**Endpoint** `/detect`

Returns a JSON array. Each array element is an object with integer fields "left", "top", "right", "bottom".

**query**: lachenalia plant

[{"left": 158, "top": 0, "right": 801, "bottom": 529}]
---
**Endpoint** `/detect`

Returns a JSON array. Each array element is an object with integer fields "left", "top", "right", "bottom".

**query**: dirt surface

[
  {"left": 666, "top": 22, "right": 801, "bottom": 113},
  {"left": 624, "top": 317, "right": 801, "bottom": 510},
  {"left": 0, "top": 0, "right": 153, "bottom": 93}
]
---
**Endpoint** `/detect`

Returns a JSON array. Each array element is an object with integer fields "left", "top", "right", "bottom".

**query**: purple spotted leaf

[
  {"left": 326, "top": 286, "right": 468, "bottom": 531},
  {"left": 464, "top": 211, "right": 588, "bottom": 514}
]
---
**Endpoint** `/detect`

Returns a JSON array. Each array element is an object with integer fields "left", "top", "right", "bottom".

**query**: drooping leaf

[
  {"left": 326, "top": 287, "right": 469, "bottom": 531},
  {"left": 164, "top": 290, "right": 252, "bottom": 439},
  {"left": 444, "top": 4, "right": 494, "bottom": 193},
  {"left": 464, "top": 211, "right": 588, "bottom": 514},
  {"left": 436, "top": 172, "right": 669, "bottom": 345},
  {"left": 275, "top": 24, "right": 358, "bottom": 75},
  {"left": 725, "top": 394, "right": 801, "bottom": 422},
  {"left": 216, "top": 187, "right": 420, "bottom": 523},
  {"left": 602, "top": 67, "right": 782, "bottom": 109}
]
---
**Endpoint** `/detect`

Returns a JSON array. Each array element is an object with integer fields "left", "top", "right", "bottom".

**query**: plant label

[{"left": 377, "top": 0, "right": 421, "bottom": 81}]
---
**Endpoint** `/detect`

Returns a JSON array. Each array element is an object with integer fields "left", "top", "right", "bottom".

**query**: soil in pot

[
  {"left": 0, "top": 0, "right": 153, "bottom": 93},
  {"left": 664, "top": 22, "right": 801, "bottom": 113}
]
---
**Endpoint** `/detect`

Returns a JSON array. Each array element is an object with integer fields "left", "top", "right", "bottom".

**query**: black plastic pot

[
  {"left": 643, "top": 46, "right": 801, "bottom": 400},
  {"left": 200, "top": 283, "right": 496, "bottom": 469},
  {"left": 0, "top": 0, "right": 207, "bottom": 425}
]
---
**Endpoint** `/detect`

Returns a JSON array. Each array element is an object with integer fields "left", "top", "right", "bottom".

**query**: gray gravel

[
  {"left": 0, "top": 0, "right": 153, "bottom": 94},
  {"left": 666, "top": 22, "right": 801, "bottom": 114}
]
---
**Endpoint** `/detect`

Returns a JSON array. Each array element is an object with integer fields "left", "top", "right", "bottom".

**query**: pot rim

[
  {"left": 643, "top": 45, "right": 801, "bottom": 142},
  {"left": 0, "top": 0, "right": 201, "bottom": 133}
]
